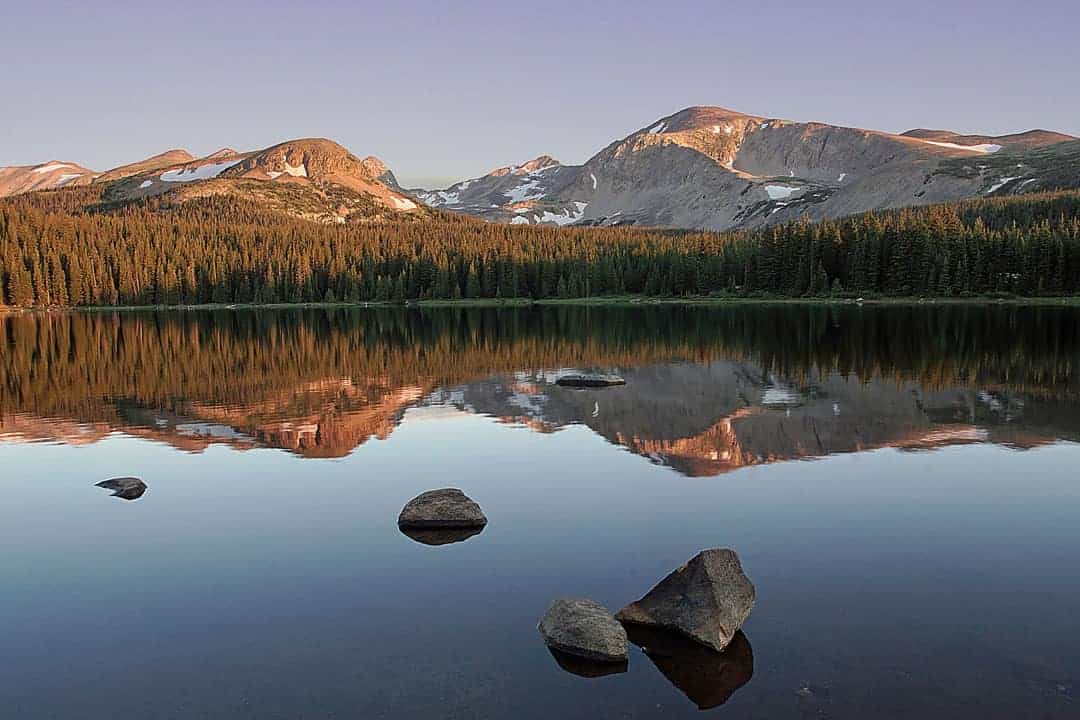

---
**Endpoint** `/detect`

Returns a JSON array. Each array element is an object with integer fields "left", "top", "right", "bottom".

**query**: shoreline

[{"left": 3, "top": 295, "right": 1080, "bottom": 314}]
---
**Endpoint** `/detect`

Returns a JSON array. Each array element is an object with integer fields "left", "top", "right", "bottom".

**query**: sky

[{"left": 3, "top": 0, "right": 1078, "bottom": 188}]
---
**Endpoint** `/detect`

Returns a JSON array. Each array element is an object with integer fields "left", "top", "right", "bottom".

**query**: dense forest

[{"left": 1, "top": 188, "right": 1080, "bottom": 306}]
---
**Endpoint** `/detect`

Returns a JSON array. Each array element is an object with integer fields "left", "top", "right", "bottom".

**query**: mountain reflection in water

[{"left": 2, "top": 305, "right": 1078, "bottom": 476}]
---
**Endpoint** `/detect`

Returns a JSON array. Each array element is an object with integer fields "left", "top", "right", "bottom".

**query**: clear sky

[{"left": 3, "top": 0, "right": 1078, "bottom": 188}]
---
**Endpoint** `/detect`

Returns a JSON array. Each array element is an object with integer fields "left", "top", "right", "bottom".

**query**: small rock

[
  {"left": 538, "top": 598, "right": 628, "bottom": 663},
  {"left": 555, "top": 373, "right": 626, "bottom": 388},
  {"left": 616, "top": 548, "right": 755, "bottom": 652},
  {"left": 95, "top": 477, "right": 147, "bottom": 501},
  {"left": 397, "top": 488, "right": 487, "bottom": 529}
]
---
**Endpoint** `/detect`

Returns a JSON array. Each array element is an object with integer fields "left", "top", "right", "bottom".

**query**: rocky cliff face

[{"left": 415, "top": 105, "right": 1079, "bottom": 231}]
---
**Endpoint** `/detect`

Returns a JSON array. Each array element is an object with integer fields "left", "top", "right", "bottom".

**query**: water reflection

[
  {"left": 398, "top": 525, "right": 486, "bottom": 546},
  {"left": 2, "top": 305, "right": 1078, "bottom": 477},
  {"left": 625, "top": 626, "right": 754, "bottom": 710},
  {"left": 547, "top": 648, "right": 629, "bottom": 678}
]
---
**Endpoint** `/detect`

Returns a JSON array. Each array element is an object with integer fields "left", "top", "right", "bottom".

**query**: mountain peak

[{"left": 488, "top": 155, "right": 561, "bottom": 178}]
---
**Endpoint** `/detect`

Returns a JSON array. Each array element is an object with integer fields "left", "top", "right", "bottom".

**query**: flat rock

[
  {"left": 555, "top": 373, "right": 626, "bottom": 388},
  {"left": 538, "top": 597, "right": 628, "bottom": 662},
  {"left": 95, "top": 477, "right": 147, "bottom": 501},
  {"left": 397, "top": 488, "right": 487, "bottom": 529},
  {"left": 615, "top": 548, "right": 755, "bottom": 652},
  {"left": 626, "top": 625, "right": 753, "bottom": 709}
]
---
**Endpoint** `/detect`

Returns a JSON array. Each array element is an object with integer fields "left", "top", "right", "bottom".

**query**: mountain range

[
  {"left": 0, "top": 138, "right": 422, "bottom": 224},
  {"left": 2, "top": 105, "right": 1078, "bottom": 230},
  {"left": 413, "top": 106, "right": 1079, "bottom": 230}
]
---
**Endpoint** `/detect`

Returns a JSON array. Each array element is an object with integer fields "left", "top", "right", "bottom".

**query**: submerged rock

[
  {"left": 547, "top": 647, "right": 628, "bottom": 678},
  {"left": 626, "top": 625, "right": 754, "bottom": 709},
  {"left": 399, "top": 525, "right": 485, "bottom": 546},
  {"left": 616, "top": 548, "right": 755, "bottom": 652},
  {"left": 538, "top": 597, "right": 628, "bottom": 663},
  {"left": 397, "top": 488, "right": 487, "bottom": 529},
  {"left": 95, "top": 477, "right": 147, "bottom": 501},
  {"left": 555, "top": 373, "right": 626, "bottom": 388}
]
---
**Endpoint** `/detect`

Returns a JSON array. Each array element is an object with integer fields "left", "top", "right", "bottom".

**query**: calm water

[{"left": 1, "top": 305, "right": 1078, "bottom": 719}]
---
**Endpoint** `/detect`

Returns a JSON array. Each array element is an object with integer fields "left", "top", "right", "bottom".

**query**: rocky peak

[{"left": 488, "top": 155, "right": 561, "bottom": 178}]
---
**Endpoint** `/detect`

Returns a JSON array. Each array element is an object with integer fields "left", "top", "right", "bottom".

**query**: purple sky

[{"left": 4, "top": 0, "right": 1078, "bottom": 188}]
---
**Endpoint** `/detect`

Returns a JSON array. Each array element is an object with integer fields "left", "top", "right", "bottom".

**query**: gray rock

[
  {"left": 95, "top": 477, "right": 147, "bottom": 501},
  {"left": 616, "top": 548, "right": 755, "bottom": 652},
  {"left": 555, "top": 373, "right": 625, "bottom": 388},
  {"left": 538, "top": 598, "right": 628, "bottom": 662},
  {"left": 397, "top": 488, "right": 487, "bottom": 529}
]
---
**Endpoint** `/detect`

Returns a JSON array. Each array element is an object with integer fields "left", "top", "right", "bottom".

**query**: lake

[{"left": 1, "top": 304, "right": 1077, "bottom": 719}]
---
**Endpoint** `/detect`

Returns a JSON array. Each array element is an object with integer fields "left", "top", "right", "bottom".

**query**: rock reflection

[
  {"left": 546, "top": 647, "right": 628, "bottom": 678},
  {"left": 625, "top": 625, "right": 754, "bottom": 710},
  {"left": 398, "top": 525, "right": 486, "bottom": 546},
  {"left": 94, "top": 477, "right": 148, "bottom": 501}
]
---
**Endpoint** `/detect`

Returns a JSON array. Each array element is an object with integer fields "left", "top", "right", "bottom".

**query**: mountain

[
  {"left": 2, "top": 139, "right": 423, "bottom": 223},
  {"left": 412, "top": 155, "right": 585, "bottom": 225},
  {"left": 415, "top": 105, "right": 1079, "bottom": 230},
  {"left": 92, "top": 149, "right": 196, "bottom": 183},
  {"left": 0, "top": 160, "right": 98, "bottom": 196}
]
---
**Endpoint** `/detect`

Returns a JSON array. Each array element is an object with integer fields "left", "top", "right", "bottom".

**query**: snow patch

[
  {"left": 266, "top": 171, "right": 283, "bottom": 180},
  {"left": 920, "top": 140, "right": 1003, "bottom": 154},
  {"left": 648, "top": 121, "right": 668, "bottom": 134},
  {"left": 138, "top": 180, "right": 153, "bottom": 189},
  {"left": 765, "top": 184, "right": 800, "bottom": 200},
  {"left": 160, "top": 159, "right": 242, "bottom": 183},
  {"left": 986, "top": 176, "right": 1019, "bottom": 194},
  {"left": 390, "top": 196, "right": 417, "bottom": 210},
  {"left": 510, "top": 216, "right": 530, "bottom": 225},
  {"left": 590, "top": 173, "right": 597, "bottom": 190},
  {"left": 283, "top": 160, "right": 307, "bottom": 178},
  {"left": 1017, "top": 178, "right": 1038, "bottom": 188},
  {"left": 838, "top": 173, "right": 847, "bottom": 182},
  {"left": 504, "top": 179, "right": 545, "bottom": 203},
  {"left": 56, "top": 173, "right": 82, "bottom": 186},
  {"left": 538, "top": 202, "right": 587, "bottom": 226},
  {"left": 33, "top": 162, "right": 74, "bottom": 174}
]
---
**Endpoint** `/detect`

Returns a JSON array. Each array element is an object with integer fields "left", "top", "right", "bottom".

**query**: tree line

[{"left": 2, "top": 188, "right": 1080, "bottom": 307}]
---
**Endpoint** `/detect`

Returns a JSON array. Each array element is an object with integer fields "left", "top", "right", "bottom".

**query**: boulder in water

[
  {"left": 555, "top": 373, "right": 625, "bottom": 388},
  {"left": 538, "top": 597, "right": 628, "bottom": 663},
  {"left": 397, "top": 488, "right": 487, "bottom": 529},
  {"left": 616, "top": 548, "right": 755, "bottom": 652},
  {"left": 95, "top": 477, "right": 148, "bottom": 501}
]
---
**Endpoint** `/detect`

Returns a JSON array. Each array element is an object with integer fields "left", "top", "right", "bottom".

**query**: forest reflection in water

[{"left": 2, "top": 303, "right": 1078, "bottom": 475}]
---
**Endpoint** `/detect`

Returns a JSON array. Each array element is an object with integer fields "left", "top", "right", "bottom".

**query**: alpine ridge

[
  {"left": 1, "top": 139, "right": 422, "bottom": 224},
  {"left": 414, "top": 105, "right": 1079, "bottom": 230}
]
